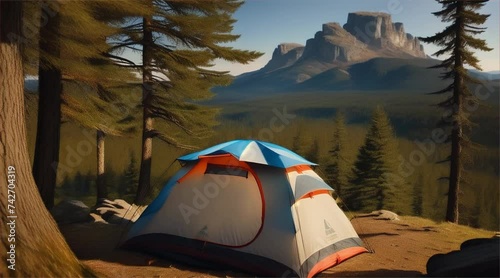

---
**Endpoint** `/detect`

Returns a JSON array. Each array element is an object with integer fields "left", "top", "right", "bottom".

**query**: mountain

[
  {"left": 468, "top": 70, "right": 500, "bottom": 81},
  {"left": 215, "top": 11, "right": 430, "bottom": 96},
  {"left": 297, "top": 57, "right": 444, "bottom": 91},
  {"left": 25, "top": 79, "right": 38, "bottom": 92}
]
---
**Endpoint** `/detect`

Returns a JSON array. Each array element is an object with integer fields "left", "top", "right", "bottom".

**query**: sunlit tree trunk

[
  {"left": 445, "top": 2, "right": 464, "bottom": 223},
  {"left": 96, "top": 130, "right": 107, "bottom": 203},
  {"left": 135, "top": 7, "right": 154, "bottom": 205},
  {"left": 0, "top": 1, "right": 89, "bottom": 276}
]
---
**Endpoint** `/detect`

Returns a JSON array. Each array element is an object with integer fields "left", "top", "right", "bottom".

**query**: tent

[{"left": 123, "top": 139, "right": 367, "bottom": 277}]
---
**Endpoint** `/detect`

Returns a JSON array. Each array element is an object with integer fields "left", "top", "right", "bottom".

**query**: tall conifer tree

[
  {"left": 62, "top": 92, "right": 138, "bottom": 204},
  {"left": 325, "top": 112, "right": 349, "bottom": 197},
  {"left": 110, "top": 0, "right": 262, "bottom": 204},
  {"left": 0, "top": 2, "right": 90, "bottom": 275},
  {"left": 420, "top": 0, "right": 492, "bottom": 223},
  {"left": 30, "top": 1, "right": 144, "bottom": 208},
  {"left": 348, "top": 107, "right": 406, "bottom": 212}
]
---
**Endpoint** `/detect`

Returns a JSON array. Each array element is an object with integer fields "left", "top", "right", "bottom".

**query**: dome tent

[{"left": 123, "top": 140, "right": 367, "bottom": 277}]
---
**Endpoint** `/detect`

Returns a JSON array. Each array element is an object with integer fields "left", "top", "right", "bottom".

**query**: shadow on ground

[
  {"left": 321, "top": 269, "right": 422, "bottom": 277},
  {"left": 60, "top": 222, "right": 250, "bottom": 277}
]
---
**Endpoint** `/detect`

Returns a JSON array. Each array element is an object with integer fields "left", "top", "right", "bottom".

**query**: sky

[{"left": 210, "top": 0, "right": 500, "bottom": 75}]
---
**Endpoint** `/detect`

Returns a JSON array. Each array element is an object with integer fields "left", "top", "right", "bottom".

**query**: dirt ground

[{"left": 60, "top": 215, "right": 495, "bottom": 277}]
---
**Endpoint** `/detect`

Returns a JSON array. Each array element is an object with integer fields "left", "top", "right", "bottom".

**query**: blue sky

[{"left": 211, "top": 0, "right": 500, "bottom": 75}]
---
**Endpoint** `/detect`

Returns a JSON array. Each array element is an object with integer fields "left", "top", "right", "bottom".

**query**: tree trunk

[
  {"left": 0, "top": 1, "right": 90, "bottom": 276},
  {"left": 447, "top": 126, "right": 461, "bottom": 223},
  {"left": 135, "top": 11, "right": 154, "bottom": 205},
  {"left": 96, "top": 130, "right": 107, "bottom": 203},
  {"left": 446, "top": 1, "right": 464, "bottom": 224},
  {"left": 32, "top": 2, "right": 62, "bottom": 209}
]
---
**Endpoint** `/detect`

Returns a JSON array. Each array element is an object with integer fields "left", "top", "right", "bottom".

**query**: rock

[
  {"left": 98, "top": 209, "right": 130, "bottom": 225},
  {"left": 353, "top": 210, "right": 400, "bottom": 220},
  {"left": 99, "top": 198, "right": 132, "bottom": 210},
  {"left": 343, "top": 12, "right": 426, "bottom": 58},
  {"left": 89, "top": 212, "right": 107, "bottom": 223},
  {"left": 94, "top": 199, "right": 145, "bottom": 225},
  {"left": 51, "top": 200, "right": 92, "bottom": 224},
  {"left": 372, "top": 210, "right": 400, "bottom": 221},
  {"left": 427, "top": 238, "right": 499, "bottom": 277},
  {"left": 262, "top": 43, "right": 304, "bottom": 72},
  {"left": 301, "top": 22, "right": 372, "bottom": 64}
]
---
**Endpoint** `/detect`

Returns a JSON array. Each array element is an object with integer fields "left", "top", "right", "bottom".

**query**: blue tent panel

[
  {"left": 178, "top": 139, "right": 316, "bottom": 168},
  {"left": 294, "top": 175, "right": 334, "bottom": 201}
]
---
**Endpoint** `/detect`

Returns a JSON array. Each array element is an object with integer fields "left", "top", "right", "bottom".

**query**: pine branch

[{"left": 104, "top": 53, "right": 140, "bottom": 67}]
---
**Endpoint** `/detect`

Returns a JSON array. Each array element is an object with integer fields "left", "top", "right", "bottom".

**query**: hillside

[
  {"left": 297, "top": 57, "right": 443, "bottom": 91},
  {"left": 214, "top": 57, "right": 500, "bottom": 101}
]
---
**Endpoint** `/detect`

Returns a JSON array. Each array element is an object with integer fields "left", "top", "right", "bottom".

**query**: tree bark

[
  {"left": 135, "top": 11, "right": 154, "bottom": 205},
  {"left": 446, "top": 1, "right": 464, "bottom": 224},
  {"left": 96, "top": 130, "right": 107, "bottom": 203},
  {"left": 0, "top": 1, "right": 90, "bottom": 276},
  {"left": 32, "top": 1, "right": 62, "bottom": 209}
]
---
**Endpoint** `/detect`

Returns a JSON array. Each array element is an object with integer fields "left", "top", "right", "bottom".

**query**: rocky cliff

[
  {"left": 262, "top": 43, "right": 304, "bottom": 72},
  {"left": 262, "top": 12, "right": 426, "bottom": 70},
  {"left": 221, "top": 11, "right": 429, "bottom": 93},
  {"left": 343, "top": 12, "right": 425, "bottom": 58},
  {"left": 301, "top": 22, "right": 376, "bottom": 64}
]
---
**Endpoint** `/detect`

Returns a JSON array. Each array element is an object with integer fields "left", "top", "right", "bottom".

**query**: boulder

[
  {"left": 98, "top": 209, "right": 130, "bottom": 225},
  {"left": 51, "top": 200, "right": 92, "bottom": 224},
  {"left": 94, "top": 199, "right": 145, "bottom": 225},
  {"left": 89, "top": 212, "right": 107, "bottom": 223},
  {"left": 427, "top": 237, "right": 499, "bottom": 277},
  {"left": 354, "top": 210, "right": 400, "bottom": 220},
  {"left": 372, "top": 210, "right": 400, "bottom": 221},
  {"left": 98, "top": 198, "right": 132, "bottom": 210}
]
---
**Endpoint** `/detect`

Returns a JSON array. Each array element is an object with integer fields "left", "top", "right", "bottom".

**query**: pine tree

[
  {"left": 30, "top": 0, "right": 143, "bottom": 209},
  {"left": 110, "top": 0, "right": 262, "bottom": 204},
  {"left": 305, "top": 138, "right": 320, "bottom": 163},
  {"left": 32, "top": 0, "right": 63, "bottom": 210},
  {"left": 412, "top": 173, "right": 424, "bottom": 216},
  {"left": 73, "top": 171, "right": 85, "bottom": 196},
  {"left": 325, "top": 112, "right": 349, "bottom": 197},
  {"left": 62, "top": 91, "right": 138, "bottom": 204},
  {"left": 420, "top": 0, "right": 492, "bottom": 223},
  {"left": 291, "top": 130, "right": 303, "bottom": 154},
  {"left": 121, "top": 151, "right": 139, "bottom": 196},
  {"left": 0, "top": 2, "right": 90, "bottom": 275},
  {"left": 62, "top": 3, "right": 146, "bottom": 205},
  {"left": 348, "top": 107, "right": 406, "bottom": 212}
]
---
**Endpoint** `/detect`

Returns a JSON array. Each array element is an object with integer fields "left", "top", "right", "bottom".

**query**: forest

[{"left": 26, "top": 98, "right": 498, "bottom": 230}]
